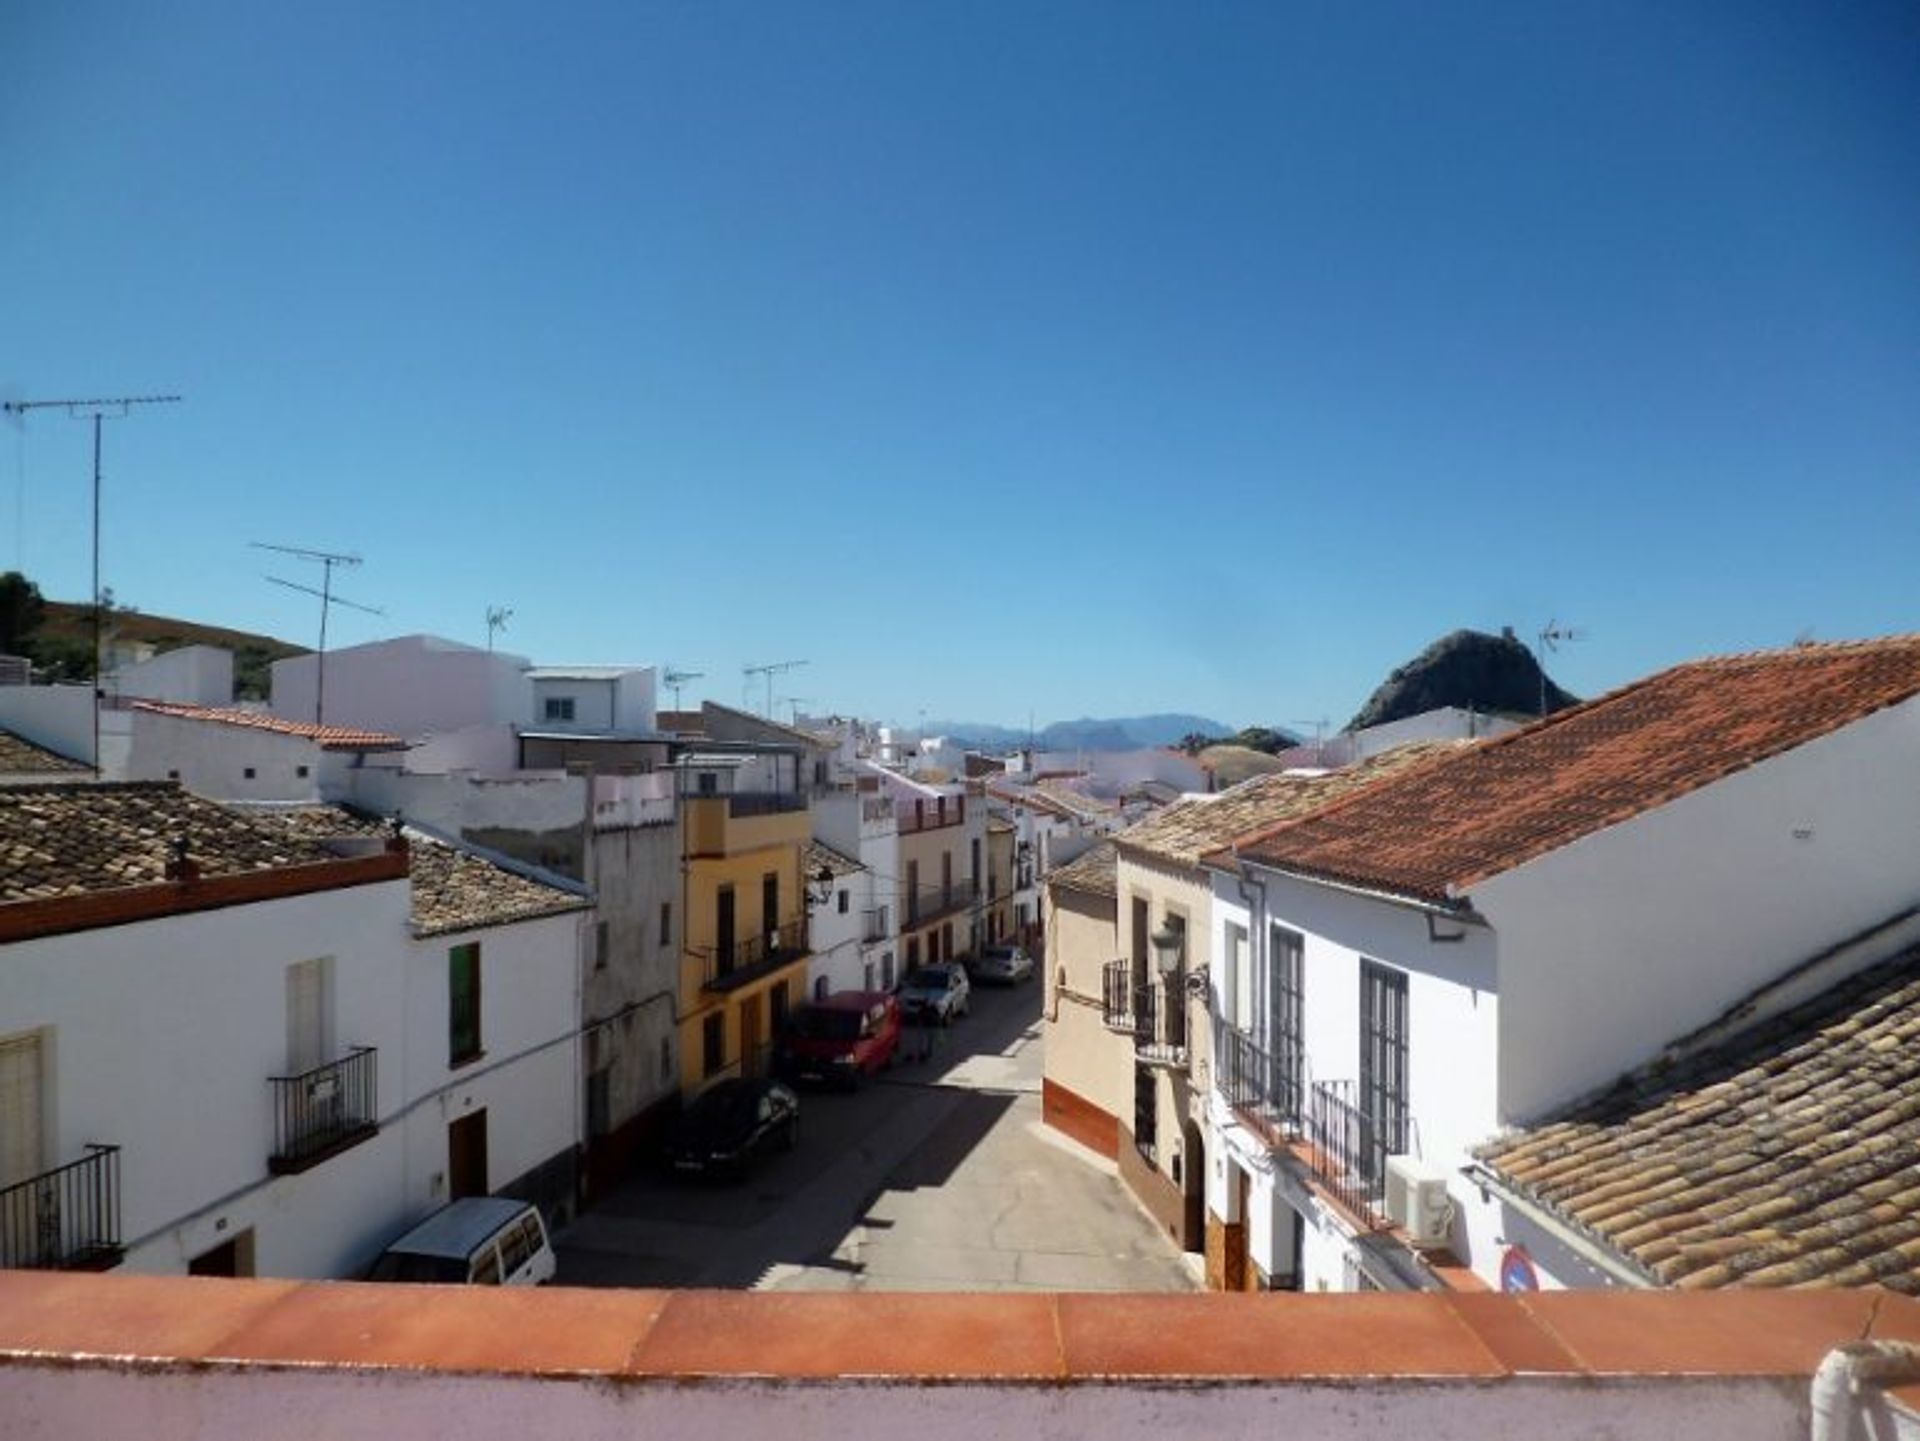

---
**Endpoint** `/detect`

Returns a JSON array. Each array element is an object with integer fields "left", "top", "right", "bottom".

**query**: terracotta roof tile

[
  {"left": 1118, "top": 743, "right": 1456, "bottom": 869},
  {"left": 1482, "top": 945, "right": 1920, "bottom": 1291},
  {"left": 1228, "top": 636, "right": 1920, "bottom": 905},
  {"left": 240, "top": 805, "right": 588, "bottom": 937},
  {"left": 1047, "top": 840, "right": 1117, "bottom": 899},
  {"left": 0, "top": 728, "right": 89, "bottom": 776},
  {"left": 0, "top": 782, "right": 336, "bottom": 902},
  {"left": 134, "top": 701, "right": 408, "bottom": 752}
]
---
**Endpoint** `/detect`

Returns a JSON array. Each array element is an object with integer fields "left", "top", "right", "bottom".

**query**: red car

[{"left": 778, "top": 991, "right": 902, "bottom": 1087}]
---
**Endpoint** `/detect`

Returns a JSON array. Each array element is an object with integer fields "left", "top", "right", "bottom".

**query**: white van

[{"left": 367, "top": 1197, "right": 555, "bottom": 1286}]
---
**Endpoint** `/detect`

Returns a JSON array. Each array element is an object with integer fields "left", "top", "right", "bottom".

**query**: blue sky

[{"left": 4, "top": 3, "right": 1916, "bottom": 731}]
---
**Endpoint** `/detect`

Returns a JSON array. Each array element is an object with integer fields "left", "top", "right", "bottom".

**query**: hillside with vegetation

[
  {"left": 1348, "top": 628, "right": 1577, "bottom": 730},
  {"left": 0, "top": 572, "right": 305, "bottom": 700}
]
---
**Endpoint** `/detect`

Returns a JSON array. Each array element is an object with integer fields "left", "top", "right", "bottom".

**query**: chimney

[{"left": 164, "top": 834, "right": 200, "bottom": 884}]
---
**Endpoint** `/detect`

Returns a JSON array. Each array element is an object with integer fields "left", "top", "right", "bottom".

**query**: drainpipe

[{"left": 1810, "top": 1341, "right": 1920, "bottom": 1441}]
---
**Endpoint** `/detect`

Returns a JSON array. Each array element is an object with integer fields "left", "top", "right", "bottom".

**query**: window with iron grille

[
  {"left": 449, "top": 943, "right": 482, "bottom": 1065},
  {"left": 1359, "top": 959, "right": 1409, "bottom": 1183},
  {"left": 1271, "top": 924, "right": 1304, "bottom": 1118},
  {"left": 1133, "top": 1063, "right": 1157, "bottom": 1162}
]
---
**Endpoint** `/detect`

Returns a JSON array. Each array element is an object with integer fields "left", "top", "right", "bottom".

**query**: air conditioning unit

[{"left": 1383, "top": 1155, "right": 1453, "bottom": 1248}]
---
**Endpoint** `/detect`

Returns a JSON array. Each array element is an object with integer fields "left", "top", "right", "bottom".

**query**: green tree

[{"left": 0, "top": 572, "right": 46, "bottom": 655}]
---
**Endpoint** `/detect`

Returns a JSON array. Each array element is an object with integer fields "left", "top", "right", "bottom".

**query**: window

[
  {"left": 594, "top": 920, "right": 609, "bottom": 971},
  {"left": 659, "top": 1035, "right": 672, "bottom": 1083},
  {"left": 814, "top": 976, "right": 829, "bottom": 1002},
  {"left": 1359, "top": 960, "right": 1410, "bottom": 1184},
  {"left": 543, "top": 696, "right": 575, "bottom": 722},
  {"left": 837, "top": 889, "right": 849, "bottom": 915},
  {"left": 882, "top": 952, "right": 895, "bottom": 989},
  {"left": 906, "top": 937, "right": 920, "bottom": 968},
  {"left": 658, "top": 901, "right": 672, "bottom": 948},
  {"left": 697, "top": 770, "right": 718, "bottom": 795},
  {"left": 864, "top": 961, "right": 875, "bottom": 990},
  {"left": 243, "top": 767, "right": 256, "bottom": 779},
  {"left": 702, "top": 1012, "right": 724, "bottom": 1077},
  {"left": 586, "top": 1068, "right": 611, "bottom": 1138},
  {"left": 166, "top": 769, "right": 179, "bottom": 780},
  {"left": 1134, "top": 1063, "right": 1157, "bottom": 1162},
  {"left": 1271, "top": 926, "right": 1305, "bottom": 1118},
  {"left": 449, "top": 943, "right": 482, "bottom": 1065},
  {"left": 770, "top": 980, "right": 790, "bottom": 1035},
  {"left": 295, "top": 764, "right": 310, "bottom": 779}
]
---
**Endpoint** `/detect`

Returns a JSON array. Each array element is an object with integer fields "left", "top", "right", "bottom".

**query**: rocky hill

[{"left": 1348, "top": 628, "right": 1577, "bottom": 730}]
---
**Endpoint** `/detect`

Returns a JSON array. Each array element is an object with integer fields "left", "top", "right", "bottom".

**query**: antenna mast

[
  {"left": 253, "top": 543, "right": 383, "bottom": 725},
  {"left": 742, "top": 658, "right": 808, "bottom": 718},
  {"left": 485, "top": 606, "right": 513, "bottom": 652},
  {"left": 662, "top": 666, "right": 704, "bottom": 709},
  {"left": 1534, "top": 619, "right": 1588, "bottom": 717},
  {"left": 2, "top": 392, "right": 181, "bottom": 775}
]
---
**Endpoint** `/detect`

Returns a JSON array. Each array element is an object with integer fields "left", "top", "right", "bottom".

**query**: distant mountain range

[{"left": 928, "top": 713, "right": 1232, "bottom": 753}]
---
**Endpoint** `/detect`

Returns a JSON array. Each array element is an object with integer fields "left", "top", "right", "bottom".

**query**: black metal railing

[
  {"left": 1304, "top": 1080, "right": 1401, "bottom": 1228},
  {"left": 905, "top": 882, "right": 977, "bottom": 928},
  {"left": 1099, "top": 960, "right": 1187, "bottom": 1066},
  {"left": 861, "top": 906, "right": 890, "bottom": 943},
  {"left": 898, "top": 798, "right": 964, "bottom": 834},
  {"left": 269, "top": 1048, "right": 379, "bottom": 1174},
  {"left": 1101, "top": 960, "right": 1136, "bottom": 1030},
  {"left": 0, "top": 1145, "right": 122, "bottom": 1271},
  {"left": 704, "top": 919, "right": 810, "bottom": 991},
  {"left": 727, "top": 791, "right": 807, "bottom": 818},
  {"left": 1216, "top": 1022, "right": 1300, "bottom": 1142}
]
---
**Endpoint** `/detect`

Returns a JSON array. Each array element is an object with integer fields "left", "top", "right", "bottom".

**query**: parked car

[
  {"left": 898, "top": 963, "right": 971, "bottom": 1025},
  {"left": 367, "top": 1197, "right": 554, "bottom": 1286},
  {"left": 662, "top": 1077, "right": 800, "bottom": 1178},
  {"left": 969, "top": 944, "right": 1034, "bottom": 985},
  {"left": 778, "top": 991, "right": 902, "bottom": 1087}
]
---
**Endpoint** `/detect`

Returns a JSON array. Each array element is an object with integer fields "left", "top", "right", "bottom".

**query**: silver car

[
  {"left": 898, "top": 963, "right": 971, "bottom": 1024},
  {"left": 971, "top": 944, "right": 1034, "bottom": 985}
]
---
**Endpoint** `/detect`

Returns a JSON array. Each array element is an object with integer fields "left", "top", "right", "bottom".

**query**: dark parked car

[{"left": 662, "top": 1077, "right": 799, "bottom": 1179}]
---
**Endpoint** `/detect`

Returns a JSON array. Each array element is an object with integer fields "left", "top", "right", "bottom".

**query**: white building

[
  {"left": 105, "top": 644, "right": 234, "bottom": 708},
  {"left": 271, "top": 634, "right": 533, "bottom": 736},
  {"left": 0, "top": 783, "right": 587, "bottom": 1280},
  {"left": 802, "top": 840, "right": 869, "bottom": 999},
  {"left": 1202, "top": 636, "right": 1920, "bottom": 1295},
  {"left": 526, "top": 666, "right": 658, "bottom": 735},
  {"left": 126, "top": 701, "right": 409, "bottom": 803}
]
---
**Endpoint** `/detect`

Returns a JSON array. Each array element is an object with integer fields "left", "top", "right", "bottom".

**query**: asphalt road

[{"left": 555, "top": 978, "right": 1199, "bottom": 1293}]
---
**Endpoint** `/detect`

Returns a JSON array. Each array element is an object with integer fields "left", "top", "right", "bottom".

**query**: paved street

[{"left": 556, "top": 979, "right": 1199, "bottom": 1292}]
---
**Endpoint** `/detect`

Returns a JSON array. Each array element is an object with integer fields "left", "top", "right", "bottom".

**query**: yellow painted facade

[
  {"left": 986, "top": 824, "right": 1016, "bottom": 944},
  {"left": 677, "top": 796, "right": 813, "bottom": 1095},
  {"left": 896, "top": 808, "right": 972, "bottom": 968}
]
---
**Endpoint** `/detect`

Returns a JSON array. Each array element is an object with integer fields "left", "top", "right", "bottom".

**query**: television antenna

[
  {"left": 485, "top": 606, "right": 513, "bottom": 651},
  {"left": 253, "top": 543, "right": 383, "bottom": 725},
  {"left": 663, "top": 666, "right": 703, "bottom": 709},
  {"left": 783, "top": 696, "right": 813, "bottom": 726},
  {"left": 742, "top": 658, "right": 807, "bottom": 718},
  {"left": 1289, "top": 717, "right": 1332, "bottom": 746},
  {"left": 2, "top": 392, "right": 181, "bottom": 775},
  {"left": 1535, "top": 619, "right": 1588, "bottom": 717}
]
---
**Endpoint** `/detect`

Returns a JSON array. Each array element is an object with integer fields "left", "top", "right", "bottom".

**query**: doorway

[
  {"left": 189, "top": 1229, "right": 255, "bottom": 1277},
  {"left": 448, "top": 1109, "right": 489, "bottom": 1199}
]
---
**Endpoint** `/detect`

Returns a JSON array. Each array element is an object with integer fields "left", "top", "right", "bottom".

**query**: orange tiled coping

[{"left": 0, "top": 1273, "right": 1915, "bottom": 1381}]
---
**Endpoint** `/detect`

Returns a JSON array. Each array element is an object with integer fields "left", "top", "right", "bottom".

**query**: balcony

[
  {"left": 1098, "top": 960, "right": 1188, "bottom": 1069},
  {"left": 269, "top": 1048, "right": 379, "bottom": 1175},
  {"left": 0, "top": 1145, "right": 123, "bottom": 1271},
  {"left": 728, "top": 791, "right": 806, "bottom": 819},
  {"left": 702, "top": 919, "right": 809, "bottom": 992},
  {"left": 861, "top": 906, "right": 890, "bottom": 943},
  {"left": 1215, "top": 1022, "right": 1300, "bottom": 1146},
  {"left": 1302, "top": 1080, "right": 1402, "bottom": 1230},
  {"left": 903, "top": 881, "right": 978, "bottom": 929},
  {"left": 897, "top": 796, "right": 964, "bottom": 834}
]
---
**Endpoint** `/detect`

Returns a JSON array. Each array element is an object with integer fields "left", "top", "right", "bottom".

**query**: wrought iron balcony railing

[
  {"left": 1098, "top": 959, "right": 1187, "bottom": 1068},
  {"left": 703, "top": 919, "right": 810, "bottom": 991},
  {"left": 904, "top": 881, "right": 978, "bottom": 928},
  {"left": 269, "top": 1047, "right": 379, "bottom": 1174},
  {"left": 861, "top": 906, "right": 891, "bottom": 943},
  {"left": 1303, "top": 1079, "right": 1404, "bottom": 1229},
  {"left": 897, "top": 797, "right": 964, "bottom": 834},
  {"left": 1215, "top": 1022, "right": 1302, "bottom": 1145},
  {"left": 0, "top": 1145, "right": 123, "bottom": 1271}
]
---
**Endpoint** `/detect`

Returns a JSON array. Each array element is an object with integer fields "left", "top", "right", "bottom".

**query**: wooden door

[
  {"left": 0, "top": 1031, "right": 43, "bottom": 1189},
  {"left": 716, "top": 886, "right": 736, "bottom": 975},
  {"left": 449, "top": 1109, "right": 489, "bottom": 1199},
  {"left": 1223, "top": 1165, "right": 1250, "bottom": 1292}
]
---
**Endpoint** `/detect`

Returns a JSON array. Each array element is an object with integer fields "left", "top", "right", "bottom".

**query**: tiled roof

[
  {"left": 1122, "top": 744, "right": 1455, "bottom": 870},
  {"left": 1226, "top": 636, "right": 1920, "bottom": 905},
  {"left": 0, "top": 782, "right": 336, "bottom": 902},
  {"left": 134, "top": 701, "right": 408, "bottom": 752},
  {"left": 806, "top": 840, "right": 863, "bottom": 880},
  {"left": 241, "top": 805, "right": 588, "bottom": 937},
  {"left": 1481, "top": 945, "right": 1920, "bottom": 1292},
  {"left": 0, "top": 729, "right": 89, "bottom": 776},
  {"left": 1048, "top": 841, "right": 1117, "bottom": 900}
]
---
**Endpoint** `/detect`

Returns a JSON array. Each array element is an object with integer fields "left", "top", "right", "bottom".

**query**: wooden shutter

[{"left": 0, "top": 1031, "right": 43, "bottom": 1189}]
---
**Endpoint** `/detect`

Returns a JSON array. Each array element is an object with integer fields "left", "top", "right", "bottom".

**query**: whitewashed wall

[
  {"left": 272, "top": 636, "right": 532, "bottom": 737},
  {"left": 0, "top": 683, "right": 94, "bottom": 763},
  {"left": 1474, "top": 695, "right": 1920, "bottom": 1123},
  {"left": 127, "top": 711, "right": 325, "bottom": 802},
  {"left": 107, "top": 646, "right": 233, "bottom": 706}
]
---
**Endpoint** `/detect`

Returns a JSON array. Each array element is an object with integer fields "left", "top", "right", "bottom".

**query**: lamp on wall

[
  {"left": 1150, "top": 922, "right": 1184, "bottom": 976},
  {"left": 805, "top": 864, "right": 836, "bottom": 910}
]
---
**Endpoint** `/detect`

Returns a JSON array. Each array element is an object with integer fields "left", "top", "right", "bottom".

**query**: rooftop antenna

[
  {"left": 2, "top": 392, "right": 181, "bottom": 775},
  {"left": 1535, "top": 619, "right": 1588, "bottom": 717},
  {"left": 783, "top": 696, "right": 813, "bottom": 726},
  {"left": 485, "top": 606, "right": 513, "bottom": 652},
  {"left": 742, "top": 658, "right": 808, "bottom": 718},
  {"left": 1289, "top": 717, "right": 1332, "bottom": 746},
  {"left": 663, "top": 666, "right": 703, "bottom": 709},
  {"left": 253, "top": 543, "right": 383, "bottom": 726}
]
